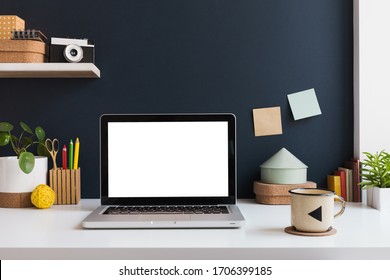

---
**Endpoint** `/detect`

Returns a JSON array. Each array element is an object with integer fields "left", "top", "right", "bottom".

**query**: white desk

[{"left": 1, "top": 199, "right": 389, "bottom": 260}]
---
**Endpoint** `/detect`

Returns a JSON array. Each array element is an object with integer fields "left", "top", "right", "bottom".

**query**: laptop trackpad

[{"left": 138, "top": 214, "right": 191, "bottom": 221}]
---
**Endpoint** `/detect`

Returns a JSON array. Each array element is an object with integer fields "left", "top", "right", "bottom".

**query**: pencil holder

[{"left": 49, "top": 168, "right": 81, "bottom": 205}]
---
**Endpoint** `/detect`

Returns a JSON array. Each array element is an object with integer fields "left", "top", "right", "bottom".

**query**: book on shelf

[
  {"left": 327, "top": 175, "right": 341, "bottom": 197},
  {"left": 334, "top": 169, "right": 347, "bottom": 201},
  {"left": 338, "top": 167, "right": 353, "bottom": 202},
  {"left": 344, "top": 159, "right": 361, "bottom": 202}
]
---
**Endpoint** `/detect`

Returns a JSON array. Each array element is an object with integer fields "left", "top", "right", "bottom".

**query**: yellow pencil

[{"left": 73, "top": 137, "right": 80, "bottom": 169}]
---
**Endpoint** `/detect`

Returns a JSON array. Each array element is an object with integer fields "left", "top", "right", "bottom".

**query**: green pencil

[{"left": 68, "top": 139, "right": 74, "bottom": 170}]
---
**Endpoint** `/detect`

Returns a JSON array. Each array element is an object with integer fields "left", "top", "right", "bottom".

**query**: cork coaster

[
  {"left": 0, "top": 192, "right": 33, "bottom": 208},
  {"left": 284, "top": 226, "right": 337, "bottom": 236},
  {"left": 253, "top": 181, "right": 317, "bottom": 205}
]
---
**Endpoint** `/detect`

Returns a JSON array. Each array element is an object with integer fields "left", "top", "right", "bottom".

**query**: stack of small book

[{"left": 327, "top": 159, "right": 361, "bottom": 202}]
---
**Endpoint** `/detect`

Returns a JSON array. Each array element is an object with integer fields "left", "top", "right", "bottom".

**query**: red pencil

[{"left": 62, "top": 145, "right": 67, "bottom": 169}]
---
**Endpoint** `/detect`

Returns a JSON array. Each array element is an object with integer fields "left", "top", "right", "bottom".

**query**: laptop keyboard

[{"left": 103, "top": 205, "right": 229, "bottom": 215}]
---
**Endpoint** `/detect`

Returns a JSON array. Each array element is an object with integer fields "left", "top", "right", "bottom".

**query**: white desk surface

[{"left": 1, "top": 199, "right": 389, "bottom": 260}]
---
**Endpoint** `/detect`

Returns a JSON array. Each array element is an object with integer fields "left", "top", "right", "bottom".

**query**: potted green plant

[
  {"left": 0, "top": 121, "right": 48, "bottom": 208},
  {"left": 360, "top": 150, "right": 390, "bottom": 211}
]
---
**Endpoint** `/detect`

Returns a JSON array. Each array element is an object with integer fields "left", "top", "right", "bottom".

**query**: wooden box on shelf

[
  {"left": 0, "top": 40, "right": 48, "bottom": 63},
  {"left": 0, "top": 15, "right": 25, "bottom": 39},
  {"left": 49, "top": 168, "right": 80, "bottom": 205}
]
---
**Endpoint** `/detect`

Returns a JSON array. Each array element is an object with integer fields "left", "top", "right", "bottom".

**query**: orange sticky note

[{"left": 252, "top": 106, "right": 283, "bottom": 137}]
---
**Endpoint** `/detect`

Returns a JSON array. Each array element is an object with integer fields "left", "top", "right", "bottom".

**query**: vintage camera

[{"left": 50, "top": 37, "right": 95, "bottom": 63}]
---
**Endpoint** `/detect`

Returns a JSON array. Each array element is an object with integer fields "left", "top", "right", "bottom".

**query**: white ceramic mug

[{"left": 289, "top": 188, "right": 345, "bottom": 233}]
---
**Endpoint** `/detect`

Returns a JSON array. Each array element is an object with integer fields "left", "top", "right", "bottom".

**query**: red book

[{"left": 334, "top": 170, "right": 347, "bottom": 201}]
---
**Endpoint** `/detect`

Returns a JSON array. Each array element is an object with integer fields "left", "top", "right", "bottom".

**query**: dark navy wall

[{"left": 1, "top": 0, "right": 353, "bottom": 198}]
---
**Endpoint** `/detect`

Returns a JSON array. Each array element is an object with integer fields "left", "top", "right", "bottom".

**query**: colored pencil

[
  {"left": 73, "top": 138, "right": 80, "bottom": 169},
  {"left": 62, "top": 145, "right": 67, "bottom": 169},
  {"left": 68, "top": 139, "right": 74, "bottom": 170}
]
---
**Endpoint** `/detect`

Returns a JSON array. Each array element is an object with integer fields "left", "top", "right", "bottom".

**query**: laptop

[{"left": 82, "top": 113, "right": 245, "bottom": 229}]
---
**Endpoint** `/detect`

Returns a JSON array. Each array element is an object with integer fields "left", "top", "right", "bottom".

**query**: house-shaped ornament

[{"left": 260, "top": 148, "right": 307, "bottom": 184}]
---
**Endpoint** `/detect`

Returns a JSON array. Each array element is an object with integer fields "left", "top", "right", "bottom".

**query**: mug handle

[{"left": 334, "top": 195, "right": 346, "bottom": 218}]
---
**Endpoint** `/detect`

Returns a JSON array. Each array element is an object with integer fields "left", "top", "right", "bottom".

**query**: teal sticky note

[{"left": 287, "top": 88, "right": 322, "bottom": 120}]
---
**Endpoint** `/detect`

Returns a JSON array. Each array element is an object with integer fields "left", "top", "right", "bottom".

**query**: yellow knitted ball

[{"left": 31, "top": 184, "right": 56, "bottom": 209}]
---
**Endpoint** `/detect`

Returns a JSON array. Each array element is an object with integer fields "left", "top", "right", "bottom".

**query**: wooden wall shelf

[{"left": 0, "top": 63, "right": 100, "bottom": 78}]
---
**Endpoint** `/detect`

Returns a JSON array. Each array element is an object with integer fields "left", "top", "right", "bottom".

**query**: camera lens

[
  {"left": 70, "top": 49, "right": 78, "bottom": 57},
  {"left": 64, "top": 44, "right": 83, "bottom": 63}
]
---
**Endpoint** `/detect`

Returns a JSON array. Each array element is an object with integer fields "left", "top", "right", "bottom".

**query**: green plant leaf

[
  {"left": 9, "top": 135, "right": 20, "bottom": 155},
  {"left": 0, "top": 132, "right": 10, "bottom": 146},
  {"left": 359, "top": 181, "right": 373, "bottom": 188},
  {"left": 35, "top": 126, "right": 45, "bottom": 142},
  {"left": 382, "top": 179, "right": 390, "bottom": 187},
  {"left": 20, "top": 122, "right": 33, "bottom": 134},
  {"left": 18, "top": 152, "right": 35, "bottom": 174},
  {"left": 21, "top": 137, "right": 33, "bottom": 149},
  {"left": 37, "top": 142, "right": 50, "bottom": 157},
  {"left": 0, "top": 122, "right": 13, "bottom": 132},
  {"left": 360, "top": 150, "right": 390, "bottom": 188}
]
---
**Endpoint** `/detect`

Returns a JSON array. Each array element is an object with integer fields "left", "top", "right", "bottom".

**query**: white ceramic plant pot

[
  {"left": 366, "top": 187, "right": 374, "bottom": 208},
  {"left": 367, "top": 187, "right": 390, "bottom": 212},
  {"left": 0, "top": 156, "right": 48, "bottom": 193}
]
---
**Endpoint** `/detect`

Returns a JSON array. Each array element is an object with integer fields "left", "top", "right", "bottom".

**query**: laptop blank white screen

[{"left": 108, "top": 121, "right": 229, "bottom": 198}]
